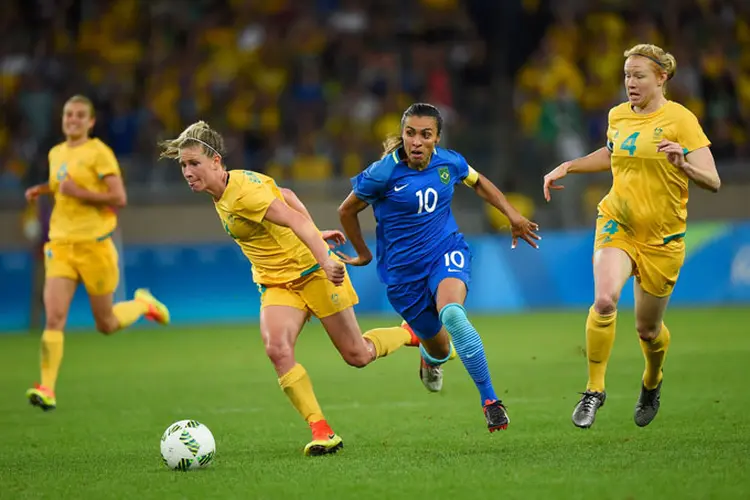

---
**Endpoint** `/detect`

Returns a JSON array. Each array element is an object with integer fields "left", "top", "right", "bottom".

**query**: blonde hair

[
  {"left": 158, "top": 121, "right": 226, "bottom": 160},
  {"left": 624, "top": 44, "right": 677, "bottom": 94},
  {"left": 64, "top": 94, "right": 96, "bottom": 118}
]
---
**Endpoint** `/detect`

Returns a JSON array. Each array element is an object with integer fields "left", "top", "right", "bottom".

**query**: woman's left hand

[{"left": 657, "top": 140, "right": 687, "bottom": 169}]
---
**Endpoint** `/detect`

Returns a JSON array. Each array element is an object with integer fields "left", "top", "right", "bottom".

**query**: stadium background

[
  {"left": 1, "top": 0, "right": 750, "bottom": 331},
  {"left": 2, "top": 2, "right": 750, "bottom": 498}
]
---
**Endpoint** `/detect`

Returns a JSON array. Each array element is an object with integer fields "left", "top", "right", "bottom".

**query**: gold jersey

[
  {"left": 47, "top": 138, "right": 121, "bottom": 241},
  {"left": 600, "top": 101, "right": 711, "bottom": 245},
  {"left": 214, "top": 170, "right": 321, "bottom": 286}
]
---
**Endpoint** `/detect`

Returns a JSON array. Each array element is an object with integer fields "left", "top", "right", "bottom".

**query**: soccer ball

[{"left": 160, "top": 419, "right": 216, "bottom": 471}]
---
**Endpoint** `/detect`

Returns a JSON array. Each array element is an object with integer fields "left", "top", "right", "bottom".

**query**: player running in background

[
  {"left": 23, "top": 95, "right": 170, "bottom": 412},
  {"left": 337, "top": 103, "right": 540, "bottom": 432},
  {"left": 158, "top": 121, "right": 418, "bottom": 456},
  {"left": 543, "top": 44, "right": 721, "bottom": 429}
]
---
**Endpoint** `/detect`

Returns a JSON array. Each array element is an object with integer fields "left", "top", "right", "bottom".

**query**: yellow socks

[
  {"left": 278, "top": 364, "right": 325, "bottom": 423},
  {"left": 640, "top": 323, "right": 671, "bottom": 389},
  {"left": 363, "top": 326, "right": 412, "bottom": 359},
  {"left": 585, "top": 306, "right": 617, "bottom": 393},
  {"left": 113, "top": 300, "right": 150, "bottom": 330},
  {"left": 40, "top": 329, "right": 64, "bottom": 392}
]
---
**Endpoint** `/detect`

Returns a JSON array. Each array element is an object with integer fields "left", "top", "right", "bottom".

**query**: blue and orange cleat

[
  {"left": 135, "top": 288, "right": 170, "bottom": 325},
  {"left": 26, "top": 383, "right": 56, "bottom": 411},
  {"left": 304, "top": 420, "right": 343, "bottom": 457},
  {"left": 483, "top": 399, "right": 510, "bottom": 432}
]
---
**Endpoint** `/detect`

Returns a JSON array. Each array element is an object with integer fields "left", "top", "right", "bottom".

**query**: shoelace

[
  {"left": 485, "top": 402, "right": 506, "bottom": 421},
  {"left": 424, "top": 365, "right": 441, "bottom": 379},
  {"left": 577, "top": 393, "right": 600, "bottom": 412},
  {"left": 641, "top": 389, "right": 660, "bottom": 407}
]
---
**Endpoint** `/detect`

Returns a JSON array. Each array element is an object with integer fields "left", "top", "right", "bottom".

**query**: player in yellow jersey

[
  {"left": 543, "top": 44, "right": 721, "bottom": 429},
  {"left": 158, "top": 121, "right": 420, "bottom": 456},
  {"left": 23, "top": 95, "right": 170, "bottom": 412}
]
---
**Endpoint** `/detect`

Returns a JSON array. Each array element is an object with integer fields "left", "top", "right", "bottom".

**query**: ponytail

[{"left": 381, "top": 135, "right": 403, "bottom": 159}]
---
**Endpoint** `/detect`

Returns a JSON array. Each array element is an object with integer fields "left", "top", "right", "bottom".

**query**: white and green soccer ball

[{"left": 160, "top": 420, "right": 216, "bottom": 471}]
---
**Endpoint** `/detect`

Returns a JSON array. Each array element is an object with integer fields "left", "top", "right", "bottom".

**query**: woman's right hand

[
  {"left": 321, "top": 258, "right": 346, "bottom": 286},
  {"left": 25, "top": 184, "right": 46, "bottom": 202},
  {"left": 543, "top": 162, "right": 571, "bottom": 202}
]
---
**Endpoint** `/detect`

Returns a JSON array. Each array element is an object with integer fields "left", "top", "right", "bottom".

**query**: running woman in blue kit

[{"left": 337, "top": 103, "right": 540, "bottom": 432}]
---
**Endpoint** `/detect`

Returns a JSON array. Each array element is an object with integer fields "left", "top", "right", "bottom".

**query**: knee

[
  {"left": 94, "top": 316, "right": 119, "bottom": 335},
  {"left": 593, "top": 292, "right": 619, "bottom": 315},
  {"left": 341, "top": 349, "right": 371, "bottom": 369},
  {"left": 44, "top": 308, "right": 67, "bottom": 331},
  {"left": 264, "top": 341, "right": 294, "bottom": 369},
  {"left": 636, "top": 320, "right": 661, "bottom": 341}
]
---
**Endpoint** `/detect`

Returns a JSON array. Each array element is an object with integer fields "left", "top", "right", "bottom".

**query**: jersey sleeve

[
  {"left": 449, "top": 149, "right": 471, "bottom": 183},
  {"left": 351, "top": 159, "right": 392, "bottom": 204},
  {"left": 47, "top": 148, "right": 56, "bottom": 184},
  {"left": 678, "top": 109, "right": 711, "bottom": 154},
  {"left": 605, "top": 107, "right": 616, "bottom": 152},
  {"left": 462, "top": 166, "right": 479, "bottom": 187},
  {"left": 95, "top": 145, "right": 122, "bottom": 178},
  {"left": 234, "top": 181, "right": 277, "bottom": 223}
]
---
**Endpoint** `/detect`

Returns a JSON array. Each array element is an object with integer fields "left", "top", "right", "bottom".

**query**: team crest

[
  {"left": 56, "top": 163, "right": 68, "bottom": 181},
  {"left": 438, "top": 167, "right": 450, "bottom": 185},
  {"left": 243, "top": 170, "right": 261, "bottom": 184},
  {"left": 222, "top": 217, "right": 238, "bottom": 240},
  {"left": 653, "top": 127, "right": 663, "bottom": 139}
]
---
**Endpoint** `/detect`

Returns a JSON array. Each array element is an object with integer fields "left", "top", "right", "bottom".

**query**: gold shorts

[
  {"left": 44, "top": 237, "right": 119, "bottom": 295},
  {"left": 594, "top": 216, "right": 685, "bottom": 297},
  {"left": 258, "top": 268, "right": 359, "bottom": 318}
]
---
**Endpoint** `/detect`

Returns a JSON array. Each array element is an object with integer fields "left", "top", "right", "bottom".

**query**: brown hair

[
  {"left": 624, "top": 44, "right": 677, "bottom": 95},
  {"left": 158, "top": 121, "right": 226, "bottom": 160}
]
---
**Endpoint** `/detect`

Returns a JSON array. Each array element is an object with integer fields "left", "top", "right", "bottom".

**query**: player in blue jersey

[{"left": 337, "top": 103, "right": 540, "bottom": 432}]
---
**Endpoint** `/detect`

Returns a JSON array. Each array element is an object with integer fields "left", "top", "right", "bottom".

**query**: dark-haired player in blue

[{"left": 337, "top": 103, "right": 540, "bottom": 432}]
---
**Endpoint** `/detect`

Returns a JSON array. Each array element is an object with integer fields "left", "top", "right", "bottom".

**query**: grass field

[{"left": 1, "top": 308, "right": 749, "bottom": 499}]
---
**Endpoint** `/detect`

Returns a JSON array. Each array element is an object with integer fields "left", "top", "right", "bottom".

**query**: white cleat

[{"left": 420, "top": 358, "right": 443, "bottom": 392}]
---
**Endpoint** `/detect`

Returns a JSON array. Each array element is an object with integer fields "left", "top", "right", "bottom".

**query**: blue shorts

[{"left": 386, "top": 241, "right": 471, "bottom": 340}]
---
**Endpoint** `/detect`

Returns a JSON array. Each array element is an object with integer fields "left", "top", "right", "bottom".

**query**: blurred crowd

[
  {"left": 515, "top": 0, "right": 750, "bottom": 168},
  {"left": 1, "top": 0, "right": 748, "bottom": 232},
  {"left": 0, "top": 0, "right": 494, "bottom": 190}
]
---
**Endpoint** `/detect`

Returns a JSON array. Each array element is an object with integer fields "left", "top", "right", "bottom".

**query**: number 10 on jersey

[
  {"left": 444, "top": 250, "right": 465, "bottom": 269},
  {"left": 416, "top": 188, "right": 438, "bottom": 214}
]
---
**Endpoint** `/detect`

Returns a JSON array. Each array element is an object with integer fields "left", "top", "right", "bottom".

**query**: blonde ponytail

[
  {"left": 624, "top": 43, "right": 677, "bottom": 95},
  {"left": 158, "top": 121, "right": 226, "bottom": 160}
]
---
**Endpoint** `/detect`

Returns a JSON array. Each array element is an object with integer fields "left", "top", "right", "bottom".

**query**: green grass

[{"left": 1, "top": 308, "right": 750, "bottom": 499}]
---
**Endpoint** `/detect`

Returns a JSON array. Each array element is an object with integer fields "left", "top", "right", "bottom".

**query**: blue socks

[{"left": 439, "top": 303, "right": 498, "bottom": 404}]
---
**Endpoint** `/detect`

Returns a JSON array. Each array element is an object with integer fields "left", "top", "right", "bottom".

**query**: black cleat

[
  {"left": 572, "top": 391, "right": 606, "bottom": 429},
  {"left": 483, "top": 400, "right": 510, "bottom": 432},
  {"left": 634, "top": 380, "right": 662, "bottom": 427}
]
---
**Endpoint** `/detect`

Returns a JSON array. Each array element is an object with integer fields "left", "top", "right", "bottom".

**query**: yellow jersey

[
  {"left": 48, "top": 138, "right": 121, "bottom": 242},
  {"left": 214, "top": 170, "right": 320, "bottom": 286},
  {"left": 600, "top": 101, "right": 711, "bottom": 245}
]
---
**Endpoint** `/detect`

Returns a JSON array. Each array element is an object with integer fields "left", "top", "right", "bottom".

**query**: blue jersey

[{"left": 351, "top": 146, "right": 471, "bottom": 285}]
